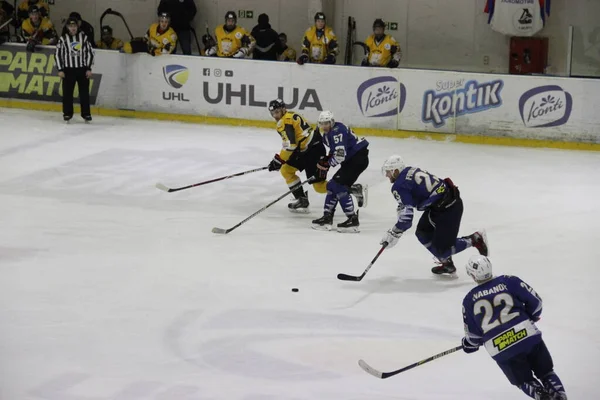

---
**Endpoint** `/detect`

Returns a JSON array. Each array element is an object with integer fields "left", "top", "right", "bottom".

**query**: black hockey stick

[
  {"left": 156, "top": 166, "right": 268, "bottom": 193},
  {"left": 212, "top": 177, "right": 315, "bottom": 234},
  {"left": 353, "top": 41, "right": 369, "bottom": 57},
  {"left": 337, "top": 242, "right": 388, "bottom": 281},
  {"left": 358, "top": 345, "right": 463, "bottom": 379},
  {"left": 190, "top": 27, "right": 201, "bottom": 55},
  {"left": 100, "top": 8, "right": 134, "bottom": 39}
]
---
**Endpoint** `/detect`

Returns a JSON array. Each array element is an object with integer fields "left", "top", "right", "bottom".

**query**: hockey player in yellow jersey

[
  {"left": 146, "top": 12, "right": 177, "bottom": 56},
  {"left": 267, "top": 99, "right": 328, "bottom": 213},
  {"left": 297, "top": 12, "right": 338, "bottom": 65},
  {"left": 277, "top": 33, "right": 296, "bottom": 62},
  {"left": 206, "top": 11, "right": 255, "bottom": 58},
  {"left": 21, "top": 5, "right": 57, "bottom": 49},
  {"left": 17, "top": 0, "right": 48, "bottom": 21},
  {"left": 96, "top": 25, "right": 123, "bottom": 50},
  {"left": 123, "top": 12, "right": 177, "bottom": 55},
  {"left": 361, "top": 19, "right": 402, "bottom": 68}
]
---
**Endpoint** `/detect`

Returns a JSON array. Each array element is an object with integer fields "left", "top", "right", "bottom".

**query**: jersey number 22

[{"left": 474, "top": 293, "right": 520, "bottom": 334}]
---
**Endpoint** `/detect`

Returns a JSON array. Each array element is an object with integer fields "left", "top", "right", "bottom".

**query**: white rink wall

[{"left": 1, "top": 43, "right": 599, "bottom": 144}]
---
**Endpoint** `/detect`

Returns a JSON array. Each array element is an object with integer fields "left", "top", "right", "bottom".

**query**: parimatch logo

[
  {"left": 493, "top": 326, "right": 528, "bottom": 351},
  {"left": 0, "top": 45, "right": 102, "bottom": 103}
]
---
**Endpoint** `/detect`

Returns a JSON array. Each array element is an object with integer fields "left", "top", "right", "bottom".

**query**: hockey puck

[{"left": 291, "top": 288, "right": 299, "bottom": 292}]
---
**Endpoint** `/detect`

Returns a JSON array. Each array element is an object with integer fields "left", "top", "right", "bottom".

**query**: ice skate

[
  {"left": 288, "top": 190, "right": 309, "bottom": 214},
  {"left": 312, "top": 213, "right": 333, "bottom": 231},
  {"left": 337, "top": 211, "right": 360, "bottom": 233},
  {"left": 82, "top": 115, "right": 92, "bottom": 123},
  {"left": 467, "top": 230, "right": 489, "bottom": 256},
  {"left": 63, "top": 115, "right": 72, "bottom": 122},
  {"left": 534, "top": 387, "right": 552, "bottom": 400},
  {"left": 350, "top": 184, "right": 368, "bottom": 208},
  {"left": 432, "top": 257, "right": 457, "bottom": 276}
]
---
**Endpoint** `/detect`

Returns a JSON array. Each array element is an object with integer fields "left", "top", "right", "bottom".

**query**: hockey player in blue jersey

[
  {"left": 380, "top": 155, "right": 488, "bottom": 274},
  {"left": 312, "top": 111, "right": 369, "bottom": 232},
  {"left": 462, "top": 255, "right": 567, "bottom": 400}
]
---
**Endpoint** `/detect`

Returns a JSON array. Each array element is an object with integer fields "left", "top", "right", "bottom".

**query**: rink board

[{"left": 1, "top": 43, "right": 599, "bottom": 149}]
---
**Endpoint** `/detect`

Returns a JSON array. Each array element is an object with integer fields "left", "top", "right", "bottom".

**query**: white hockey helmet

[
  {"left": 381, "top": 154, "right": 405, "bottom": 177},
  {"left": 318, "top": 110, "right": 335, "bottom": 126},
  {"left": 466, "top": 255, "right": 493, "bottom": 282}
]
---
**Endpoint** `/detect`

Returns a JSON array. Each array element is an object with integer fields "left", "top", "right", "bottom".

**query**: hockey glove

[
  {"left": 462, "top": 337, "right": 480, "bottom": 354},
  {"left": 268, "top": 154, "right": 285, "bottom": 171},
  {"left": 205, "top": 46, "right": 217, "bottom": 56},
  {"left": 333, "top": 147, "right": 346, "bottom": 165},
  {"left": 387, "top": 59, "right": 399, "bottom": 68},
  {"left": 361, "top": 59, "right": 370, "bottom": 67},
  {"left": 26, "top": 40, "right": 37, "bottom": 53},
  {"left": 297, "top": 54, "right": 309, "bottom": 65},
  {"left": 380, "top": 227, "right": 402, "bottom": 248},
  {"left": 324, "top": 54, "right": 336, "bottom": 64},
  {"left": 315, "top": 156, "right": 330, "bottom": 181},
  {"left": 233, "top": 49, "right": 247, "bottom": 58}
]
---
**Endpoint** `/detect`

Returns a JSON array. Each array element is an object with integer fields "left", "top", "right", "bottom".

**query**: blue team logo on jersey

[
  {"left": 162, "top": 65, "right": 189, "bottom": 89},
  {"left": 519, "top": 85, "right": 572, "bottom": 128},
  {"left": 357, "top": 76, "right": 406, "bottom": 118},
  {"left": 422, "top": 79, "right": 503, "bottom": 128},
  {"left": 70, "top": 41, "right": 81, "bottom": 52}
]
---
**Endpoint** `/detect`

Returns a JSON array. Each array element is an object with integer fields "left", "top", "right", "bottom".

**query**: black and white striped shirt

[{"left": 55, "top": 31, "right": 94, "bottom": 71}]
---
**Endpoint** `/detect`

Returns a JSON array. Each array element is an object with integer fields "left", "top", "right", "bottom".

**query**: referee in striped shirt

[{"left": 55, "top": 17, "right": 94, "bottom": 122}]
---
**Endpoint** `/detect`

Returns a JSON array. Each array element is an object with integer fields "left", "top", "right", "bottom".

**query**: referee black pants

[{"left": 62, "top": 67, "right": 91, "bottom": 118}]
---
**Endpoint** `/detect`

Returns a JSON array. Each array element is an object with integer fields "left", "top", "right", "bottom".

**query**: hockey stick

[
  {"left": 204, "top": 21, "right": 214, "bottom": 42},
  {"left": 0, "top": 17, "right": 12, "bottom": 31},
  {"left": 353, "top": 41, "right": 369, "bottom": 59},
  {"left": 190, "top": 27, "right": 201, "bottom": 55},
  {"left": 337, "top": 242, "right": 388, "bottom": 281},
  {"left": 156, "top": 166, "right": 268, "bottom": 193},
  {"left": 100, "top": 8, "right": 133, "bottom": 40},
  {"left": 212, "top": 177, "right": 315, "bottom": 234},
  {"left": 358, "top": 345, "right": 463, "bottom": 379}
]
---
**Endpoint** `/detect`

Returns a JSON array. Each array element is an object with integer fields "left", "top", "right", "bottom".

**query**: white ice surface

[{"left": 0, "top": 107, "right": 599, "bottom": 400}]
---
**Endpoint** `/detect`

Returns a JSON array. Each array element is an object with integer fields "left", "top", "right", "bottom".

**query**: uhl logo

[{"left": 162, "top": 64, "right": 190, "bottom": 102}]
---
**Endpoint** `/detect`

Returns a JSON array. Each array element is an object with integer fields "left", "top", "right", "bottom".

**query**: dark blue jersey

[
  {"left": 319, "top": 122, "right": 368, "bottom": 165},
  {"left": 462, "top": 275, "right": 543, "bottom": 362},
  {"left": 390, "top": 167, "right": 446, "bottom": 232}
]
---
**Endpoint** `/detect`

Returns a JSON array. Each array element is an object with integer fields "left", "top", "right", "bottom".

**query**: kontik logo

[
  {"left": 162, "top": 64, "right": 189, "bottom": 102},
  {"left": 422, "top": 79, "right": 503, "bottom": 128},
  {"left": 519, "top": 85, "right": 573, "bottom": 128},
  {"left": 357, "top": 76, "right": 406, "bottom": 118},
  {"left": 162, "top": 64, "right": 189, "bottom": 89}
]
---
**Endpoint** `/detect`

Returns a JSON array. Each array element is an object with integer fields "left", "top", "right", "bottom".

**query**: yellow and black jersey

[
  {"left": 212, "top": 25, "right": 255, "bottom": 57},
  {"left": 276, "top": 111, "right": 319, "bottom": 160},
  {"left": 18, "top": 0, "right": 49, "bottom": 19},
  {"left": 301, "top": 26, "right": 338, "bottom": 63},
  {"left": 364, "top": 34, "right": 402, "bottom": 67},
  {"left": 97, "top": 38, "right": 124, "bottom": 50},
  {"left": 145, "top": 23, "right": 177, "bottom": 56},
  {"left": 21, "top": 16, "right": 56, "bottom": 44},
  {"left": 279, "top": 46, "right": 296, "bottom": 62}
]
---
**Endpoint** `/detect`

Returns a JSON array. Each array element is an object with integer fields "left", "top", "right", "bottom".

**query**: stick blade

[
  {"left": 155, "top": 182, "right": 171, "bottom": 192},
  {"left": 337, "top": 273, "right": 363, "bottom": 281},
  {"left": 358, "top": 359, "right": 383, "bottom": 379},
  {"left": 211, "top": 227, "right": 229, "bottom": 234}
]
